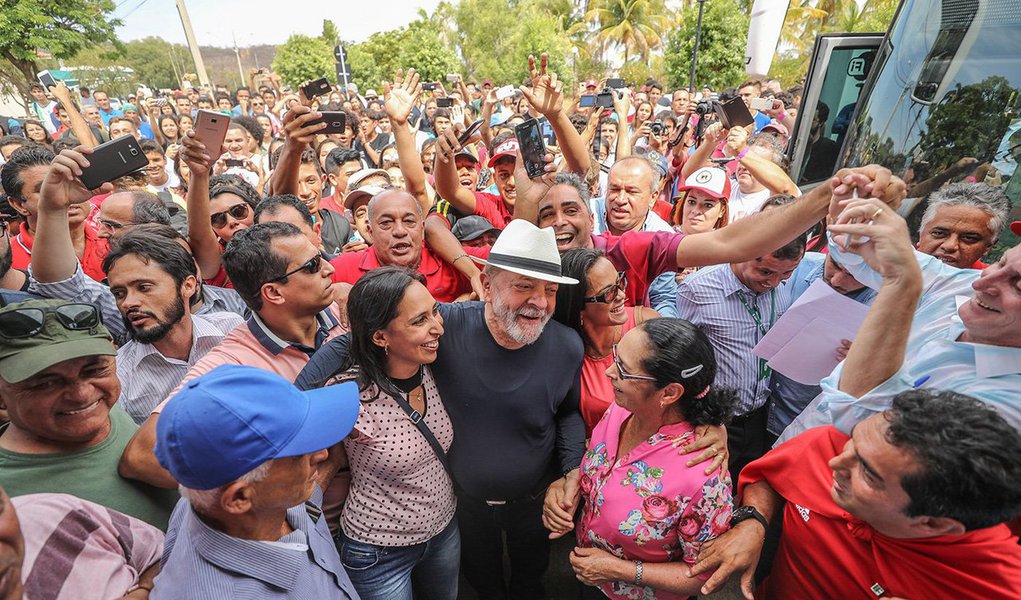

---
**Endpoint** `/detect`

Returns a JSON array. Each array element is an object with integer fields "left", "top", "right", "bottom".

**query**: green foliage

[
  {"left": 665, "top": 0, "right": 748, "bottom": 91},
  {"left": 918, "top": 77, "right": 1015, "bottom": 173},
  {"left": 271, "top": 34, "right": 334, "bottom": 88},
  {"left": 0, "top": 0, "right": 122, "bottom": 106},
  {"left": 321, "top": 19, "right": 340, "bottom": 46},
  {"left": 584, "top": 0, "right": 673, "bottom": 64},
  {"left": 346, "top": 20, "right": 460, "bottom": 91}
]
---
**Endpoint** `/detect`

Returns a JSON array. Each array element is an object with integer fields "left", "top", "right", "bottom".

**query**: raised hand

[
  {"left": 180, "top": 130, "right": 219, "bottom": 177},
  {"left": 281, "top": 105, "right": 326, "bottom": 150},
  {"left": 39, "top": 147, "right": 113, "bottom": 212},
  {"left": 385, "top": 68, "right": 422, "bottom": 125},
  {"left": 522, "top": 53, "right": 564, "bottom": 119}
]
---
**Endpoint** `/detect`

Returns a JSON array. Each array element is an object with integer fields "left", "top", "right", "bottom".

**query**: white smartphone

[
  {"left": 193, "top": 110, "right": 230, "bottom": 156},
  {"left": 749, "top": 97, "right": 773, "bottom": 111},
  {"left": 495, "top": 85, "right": 516, "bottom": 101}
]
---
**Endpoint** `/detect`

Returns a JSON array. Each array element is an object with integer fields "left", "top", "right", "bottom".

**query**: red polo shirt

[
  {"left": 10, "top": 222, "right": 109, "bottom": 282},
  {"left": 329, "top": 243, "right": 490, "bottom": 302},
  {"left": 593, "top": 230, "right": 683, "bottom": 307},
  {"left": 320, "top": 194, "right": 344, "bottom": 214},
  {"left": 472, "top": 191, "right": 513, "bottom": 229}
]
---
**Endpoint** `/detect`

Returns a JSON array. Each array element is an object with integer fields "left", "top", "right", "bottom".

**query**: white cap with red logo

[{"left": 680, "top": 167, "right": 731, "bottom": 200}]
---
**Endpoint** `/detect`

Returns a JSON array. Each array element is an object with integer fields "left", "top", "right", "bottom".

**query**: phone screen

[
  {"left": 38, "top": 72, "right": 57, "bottom": 89},
  {"left": 516, "top": 119, "right": 547, "bottom": 179},
  {"left": 458, "top": 119, "right": 484, "bottom": 146},
  {"left": 579, "top": 95, "right": 597, "bottom": 108}
]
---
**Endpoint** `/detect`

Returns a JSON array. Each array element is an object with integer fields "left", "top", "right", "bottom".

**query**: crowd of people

[{"left": 0, "top": 50, "right": 1019, "bottom": 600}]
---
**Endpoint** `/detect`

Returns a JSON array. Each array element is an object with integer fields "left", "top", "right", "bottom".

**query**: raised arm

[
  {"left": 181, "top": 131, "right": 226, "bottom": 278},
  {"left": 827, "top": 197, "right": 922, "bottom": 397},
  {"left": 424, "top": 216, "right": 483, "bottom": 296},
  {"left": 433, "top": 127, "right": 481, "bottom": 214},
  {"left": 145, "top": 99, "right": 166, "bottom": 147},
  {"left": 50, "top": 83, "right": 97, "bottom": 148},
  {"left": 269, "top": 98, "right": 326, "bottom": 196},
  {"left": 479, "top": 89, "right": 497, "bottom": 149},
  {"left": 680, "top": 122, "right": 725, "bottom": 181},
  {"left": 726, "top": 125, "right": 799, "bottom": 197},
  {"left": 674, "top": 166, "right": 906, "bottom": 268},
  {"left": 384, "top": 69, "right": 432, "bottom": 213},
  {"left": 520, "top": 53, "right": 590, "bottom": 176},
  {"left": 611, "top": 88, "right": 632, "bottom": 160}
]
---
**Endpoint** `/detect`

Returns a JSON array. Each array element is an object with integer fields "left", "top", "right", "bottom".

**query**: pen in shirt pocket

[{"left": 912, "top": 375, "right": 931, "bottom": 389}]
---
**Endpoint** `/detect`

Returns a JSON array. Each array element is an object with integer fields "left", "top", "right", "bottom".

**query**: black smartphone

[
  {"left": 225, "top": 158, "right": 246, "bottom": 168},
  {"left": 715, "top": 98, "right": 754, "bottom": 130},
  {"left": 579, "top": 95, "right": 597, "bottom": 108},
  {"left": 423, "top": 82, "right": 438, "bottom": 91},
  {"left": 79, "top": 136, "right": 150, "bottom": 190},
  {"left": 436, "top": 97, "right": 453, "bottom": 108},
  {"left": 37, "top": 71, "right": 57, "bottom": 89},
  {"left": 606, "top": 78, "right": 625, "bottom": 89},
  {"left": 308, "top": 111, "right": 347, "bottom": 134},
  {"left": 458, "top": 119, "right": 484, "bottom": 146},
  {"left": 301, "top": 78, "right": 331, "bottom": 100},
  {"left": 596, "top": 91, "right": 615, "bottom": 108},
  {"left": 515, "top": 118, "right": 547, "bottom": 179}
]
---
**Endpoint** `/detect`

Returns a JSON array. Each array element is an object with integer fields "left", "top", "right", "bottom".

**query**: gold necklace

[{"left": 584, "top": 325, "right": 622, "bottom": 360}]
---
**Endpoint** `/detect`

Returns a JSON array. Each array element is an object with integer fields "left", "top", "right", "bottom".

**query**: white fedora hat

[{"left": 471, "top": 220, "right": 579, "bottom": 285}]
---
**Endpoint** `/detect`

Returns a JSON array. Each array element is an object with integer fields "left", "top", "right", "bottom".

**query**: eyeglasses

[
  {"left": 611, "top": 344, "right": 656, "bottom": 382},
  {"left": 584, "top": 272, "right": 627, "bottom": 304},
  {"left": 97, "top": 217, "right": 134, "bottom": 231},
  {"left": 265, "top": 254, "right": 323, "bottom": 284},
  {"left": 210, "top": 203, "right": 251, "bottom": 229},
  {"left": 0, "top": 219, "right": 10, "bottom": 236},
  {"left": 0, "top": 303, "right": 100, "bottom": 339}
]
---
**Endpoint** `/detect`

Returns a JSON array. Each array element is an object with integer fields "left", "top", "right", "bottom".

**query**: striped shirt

[
  {"left": 152, "top": 489, "right": 359, "bottom": 599},
  {"left": 676, "top": 263, "right": 799, "bottom": 415},
  {"left": 13, "top": 493, "right": 164, "bottom": 600},
  {"left": 28, "top": 261, "right": 249, "bottom": 345},
  {"left": 116, "top": 312, "right": 245, "bottom": 424}
]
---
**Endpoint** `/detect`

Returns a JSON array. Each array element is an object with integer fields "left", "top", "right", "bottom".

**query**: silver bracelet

[{"left": 634, "top": 560, "right": 643, "bottom": 586}]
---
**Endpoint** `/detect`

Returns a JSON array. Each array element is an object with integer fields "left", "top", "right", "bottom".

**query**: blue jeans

[{"left": 336, "top": 518, "right": 460, "bottom": 600}]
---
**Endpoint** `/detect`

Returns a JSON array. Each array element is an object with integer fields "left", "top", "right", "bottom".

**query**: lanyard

[{"left": 737, "top": 289, "right": 776, "bottom": 379}]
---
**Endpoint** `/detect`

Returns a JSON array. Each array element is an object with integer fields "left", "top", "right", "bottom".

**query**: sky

[{"left": 113, "top": 0, "right": 446, "bottom": 48}]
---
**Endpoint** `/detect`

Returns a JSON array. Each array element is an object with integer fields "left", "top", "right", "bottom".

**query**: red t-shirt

[
  {"left": 320, "top": 194, "right": 344, "bottom": 214},
  {"left": 472, "top": 191, "right": 513, "bottom": 229},
  {"left": 970, "top": 259, "right": 988, "bottom": 269},
  {"left": 580, "top": 307, "right": 639, "bottom": 436},
  {"left": 740, "top": 426, "right": 1021, "bottom": 600},
  {"left": 10, "top": 222, "right": 109, "bottom": 282},
  {"left": 329, "top": 243, "right": 490, "bottom": 302},
  {"left": 592, "top": 230, "right": 683, "bottom": 307}
]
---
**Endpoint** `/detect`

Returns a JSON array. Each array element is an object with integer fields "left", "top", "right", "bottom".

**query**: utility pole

[
  {"left": 688, "top": 0, "right": 707, "bottom": 92},
  {"left": 175, "top": 0, "right": 210, "bottom": 87},
  {"left": 232, "top": 32, "right": 246, "bottom": 85}
]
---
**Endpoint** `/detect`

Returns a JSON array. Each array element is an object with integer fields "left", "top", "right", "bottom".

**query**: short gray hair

[
  {"left": 179, "top": 460, "right": 272, "bottom": 513},
  {"left": 920, "top": 182, "right": 1010, "bottom": 244},
  {"left": 551, "top": 171, "right": 590, "bottom": 203},
  {"left": 610, "top": 156, "right": 661, "bottom": 194}
]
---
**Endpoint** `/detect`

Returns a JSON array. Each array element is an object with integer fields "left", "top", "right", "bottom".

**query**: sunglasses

[
  {"left": 265, "top": 254, "right": 323, "bottom": 284},
  {"left": 0, "top": 303, "right": 100, "bottom": 339},
  {"left": 611, "top": 344, "right": 656, "bottom": 382},
  {"left": 210, "top": 203, "right": 251, "bottom": 229},
  {"left": 584, "top": 272, "right": 627, "bottom": 304}
]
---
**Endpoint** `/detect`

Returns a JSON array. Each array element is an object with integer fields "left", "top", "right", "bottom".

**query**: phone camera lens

[{"left": 129, "top": 148, "right": 138, "bottom": 156}]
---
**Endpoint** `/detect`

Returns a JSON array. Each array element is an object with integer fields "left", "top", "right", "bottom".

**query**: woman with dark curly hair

[{"left": 544, "top": 318, "right": 736, "bottom": 599}]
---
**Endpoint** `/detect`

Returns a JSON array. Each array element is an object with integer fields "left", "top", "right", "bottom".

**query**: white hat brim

[{"left": 470, "top": 256, "right": 579, "bottom": 285}]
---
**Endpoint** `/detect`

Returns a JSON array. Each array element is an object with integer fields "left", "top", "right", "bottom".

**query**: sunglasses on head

[
  {"left": 584, "top": 272, "right": 627, "bottom": 304},
  {"left": 0, "top": 303, "right": 100, "bottom": 339},
  {"left": 210, "top": 203, "right": 251, "bottom": 229},
  {"left": 265, "top": 254, "right": 323, "bottom": 284}
]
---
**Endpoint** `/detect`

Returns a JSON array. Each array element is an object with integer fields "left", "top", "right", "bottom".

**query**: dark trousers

[
  {"left": 727, "top": 404, "right": 770, "bottom": 487},
  {"left": 456, "top": 491, "right": 551, "bottom": 600}
]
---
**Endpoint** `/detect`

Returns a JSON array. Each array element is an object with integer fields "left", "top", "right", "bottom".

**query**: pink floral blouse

[{"left": 577, "top": 402, "right": 733, "bottom": 600}]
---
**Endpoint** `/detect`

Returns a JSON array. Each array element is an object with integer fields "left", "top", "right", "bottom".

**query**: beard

[
  {"left": 491, "top": 289, "right": 550, "bottom": 346},
  {"left": 124, "top": 294, "right": 186, "bottom": 344}
]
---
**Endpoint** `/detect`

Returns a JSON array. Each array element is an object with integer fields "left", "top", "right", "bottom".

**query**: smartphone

[
  {"left": 423, "top": 82, "right": 438, "bottom": 91},
  {"left": 79, "top": 136, "right": 150, "bottom": 190},
  {"left": 37, "top": 71, "right": 57, "bottom": 89},
  {"left": 494, "top": 85, "right": 516, "bottom": 101},
  {"left": 458, "top": 119, "right": 484, "bottom": 146},
  {"left": 225, "top": 158, "right": 246, "bottom": 168},
  {"left": 515, "top": 118, "right": 547, "bottom": 179},
  {"left": 155, "top": 97, "right": 168, "bottom": 108},
  {"left": 436, "top": 97, "right": 453, "bottom": 108},
  {"left": 301, "top": 78, "right": 332, "bottom": 100},
  {"left": 749, "top": 97, "right": 773, "bottom": 112},
  {"left": 308, "top": 111, "right": 347, "bottom": 134},
  {"left": 446, "top": 74, "right": 459, "bottom": 83},
  {"left": 579, "top": 94, "right": 597, "bottom": 108},
  {"left": 715, "top": 98, "right": 754, "bottom": 130},
  {"left": 606, "top": 78, "right": 626, "bottom": 89},
  {"left": 596, "top": 91, "right": 615, "bottom": 108},
  {"left": 193, "top": 109, "right": 230, "bottom": 155}
]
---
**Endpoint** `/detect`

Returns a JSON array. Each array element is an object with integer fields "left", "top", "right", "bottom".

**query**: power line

[{"left": 120, "top": 0, "right": 153, "bottom": 19}]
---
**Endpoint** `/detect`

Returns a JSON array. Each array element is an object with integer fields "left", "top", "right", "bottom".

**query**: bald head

[{"left": 367, "top": 189, "right": 421, "bottom": 222}]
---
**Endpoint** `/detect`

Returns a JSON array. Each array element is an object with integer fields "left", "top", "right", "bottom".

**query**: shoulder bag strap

[{"left": 389, "top": 391, "right": 452, "bottom": 477}]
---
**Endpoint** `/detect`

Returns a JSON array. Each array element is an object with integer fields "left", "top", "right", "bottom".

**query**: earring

[{"left": 383, "top": 345, "right": 389, "bottom": 357}]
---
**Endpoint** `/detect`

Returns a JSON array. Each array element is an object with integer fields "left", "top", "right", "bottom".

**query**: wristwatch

[{"left": 729, "top": 505, "right": 768, "bottom": 530}]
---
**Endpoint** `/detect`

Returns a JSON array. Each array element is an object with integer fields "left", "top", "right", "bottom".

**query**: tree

[
  {"left": 321, "top": 19, "right": 340, "bottom": 46},
  {"left": 272, "top": 34, "right": 334, "bottom": 88},
  {"left": 347, "top": 19, "right": 460, "bottom": 91},
  {"left": 918, "top": 77, "right": 1015, "bottom": 175},
  {"left": 584, "top": 0, "right": 673, "bottom": 64},
  {"left": 0, "top": 0, "right": 122, "bottom": 110},
  {"left": 664, "top": 0, "right": 748, "bottom": 91}
]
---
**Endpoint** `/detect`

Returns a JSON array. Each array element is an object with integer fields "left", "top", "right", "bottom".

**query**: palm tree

[{"left": 583, "top": 0, "right": 673, "bottom": 64}]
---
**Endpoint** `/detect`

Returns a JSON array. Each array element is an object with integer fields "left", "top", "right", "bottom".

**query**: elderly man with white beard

[{"left": 296, "top": 218, "right": 586, "bottom": 600}]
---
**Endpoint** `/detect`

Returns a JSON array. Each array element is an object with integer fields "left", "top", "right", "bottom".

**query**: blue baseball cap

[{"left": 155, "top": 365, "right": 360, "bottom": 490}]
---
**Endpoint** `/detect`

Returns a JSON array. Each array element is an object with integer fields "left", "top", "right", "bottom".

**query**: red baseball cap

[
  {"left": 680, "top": 167, "right": 731, "bottom": 200},
  {"left": 585, "top": 79, "right": 598, "bottom": 89},
  {"left": 488, "top": 139, "right": 519, "bottom": 168},
  {"left": 1011, "top": 221, "right": 1021, "bottom": 236}
]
